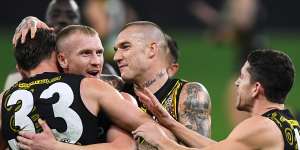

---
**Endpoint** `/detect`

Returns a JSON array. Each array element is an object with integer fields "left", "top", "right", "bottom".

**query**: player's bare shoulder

[
  {"left": 228, "top": 115, "right": 284, "bottom": 150},
  {"left": 179, "top": 82, "right": 211, "bottom": 106},
  {"left": 100, "top": 74, "right": 125, "bottom": 91},
  {"left": 178, "top": 82, "right": 211, "bottom": 137}
]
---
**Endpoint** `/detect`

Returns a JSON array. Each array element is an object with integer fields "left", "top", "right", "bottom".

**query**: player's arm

[
  {"left": 0, "top": 92, "right": 8, "bottom": 150},
  {"left": 133, "top": 114, "right": 282, "bottom": 150},
  {"left": 200, "top": 116, "right": 283, "bottom": 150},
  {"left": 133, "top": 121, "right": 198, "bottom": 150},
  {"left": 66, "top": 125, "right": 136, "bottom": 150},
  {"left": 83, "top": 78, "right": 176, "bottom": 139},
  {"left": 83, "top": 78, "right": 152, "bottom": 131},
  {"left": 177, "top": 82, "right": 211, "bottom": 143},
  {"left": 100, "top": 125, "right": 136, "bottom": 150},
  {"left": 136, "top": 87, "right": 215, "bottom": 148},
  {"left": 18, "top": 119, "right": 136, "bottom": 150}
]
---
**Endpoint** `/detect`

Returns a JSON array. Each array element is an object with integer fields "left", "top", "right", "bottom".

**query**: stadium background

[{"left": 0, "top": 0, "right": 299, "bottom": 141}]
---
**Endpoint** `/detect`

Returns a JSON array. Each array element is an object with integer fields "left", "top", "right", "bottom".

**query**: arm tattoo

[{"left": 179, "top": 83, "right": 211, "bottom": 137}]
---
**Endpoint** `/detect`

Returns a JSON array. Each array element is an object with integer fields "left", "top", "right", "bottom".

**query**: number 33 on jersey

[{"left": 1, "top": 72, "right": 100, "bottom": 149}]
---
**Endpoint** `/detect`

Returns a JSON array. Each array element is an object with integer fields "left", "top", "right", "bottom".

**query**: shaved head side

[{"left": 121, "top": 21, "right": 169, "bottom": 60}]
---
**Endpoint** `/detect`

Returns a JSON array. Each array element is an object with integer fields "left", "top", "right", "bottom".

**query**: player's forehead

[
  {"left": 61, "top": 32, "right": 103, "bottom": 53},
  {"left": 116, "top": 27, "right": 146, "bottom": 45}
]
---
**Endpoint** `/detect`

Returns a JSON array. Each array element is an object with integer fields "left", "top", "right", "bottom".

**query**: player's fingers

[
  {"left": 17, "top": 136, "right": 33, "bottom": 147},
  {"left": 17, "top": 142, "right": 31, "bottom": 150},
  {"left": 132, "top": 132, "right": 138, "bottom": 140},
  {"left": 30, "top": 25, "right": 37, "bottom": 39},
  {"left": 143, "top": 88, "right": 159, "bottom": 105},
  {"left": 132, "top": 126, "right": 142, "bottom": 135},
  {"left": 13, "top": 32, "right": 22, "bottom": 46},
  {"left": 136, "top": 90, "right": 156, "bottom": 111},
  {"left": 36, "top": 22, "right": 49, "bottom": 29},
  {"left": 21, "top": 28, "right": 29, "bottom": 44},
  {"left": 136, "top": 90, "right": 151, "bottom": 104},
  {"left": 132, "top": 130, "right": 144, "bottom": 140},
  {"left": 142, "top": 88, "right": 165, "bottom": 115},
  {"left": 38, "top": 119, "right": 52, "bottom": 135},
  {"left": 18, "top": 131, "right": 35, "bottom": 139}
]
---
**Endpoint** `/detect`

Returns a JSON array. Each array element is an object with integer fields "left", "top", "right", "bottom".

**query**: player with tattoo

[
  {"left": 1, "top": 28, "right": 176, "bottom": 150},
  {"left": 116, "top": 21, "right": 211, "bottom": 149},
  {"left": 133, "top": 49, "right": 300, "bottom": 150}
]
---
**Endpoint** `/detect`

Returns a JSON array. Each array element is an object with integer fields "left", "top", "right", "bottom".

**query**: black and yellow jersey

[
  {"left": 263, "top": 109, "right": 300, "bottom": 150},
  {"left": 1, "top": 72, "right": 105, "bottom": 149},
  {"left": 123, "top": 78, "right": 187, "bottom": 121}
]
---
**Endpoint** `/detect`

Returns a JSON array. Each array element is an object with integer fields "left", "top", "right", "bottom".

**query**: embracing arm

[
  {"left": 18, "top": 120, "right": 136, "bottom": 150},
  {"left": 83, "top": 78, "right": 151, "bottom": 131},
  {"left": 70, "top": 125, "right": 136, "bottom": 150}
]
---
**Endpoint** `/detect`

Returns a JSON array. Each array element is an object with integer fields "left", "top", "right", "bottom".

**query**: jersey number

[
  {"left": 294, "top": 128, "right": 300, "bottom": 149},
  {"left": 7, "top": 82, "right": 83, "bottom": 149}
]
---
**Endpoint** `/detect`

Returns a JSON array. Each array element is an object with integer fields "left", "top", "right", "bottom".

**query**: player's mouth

[
  {"left": 118, "top": 64, "right": 128, "bottom": 70},
  {"left": 87, "top": 70, "right": 100, "bottom": 78}
]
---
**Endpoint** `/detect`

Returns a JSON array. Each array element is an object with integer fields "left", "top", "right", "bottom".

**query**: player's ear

[
  {"left": 148, "top": 42, "right": 159, "bottom": 59},
  {"left": 57, "top": 52, "right": 68, "bottom": 69},
  {"left": 167, "top": 63, "right": 179, "bottom": 77},
  {"left": 251, "top": 82, "right": 262, "bottom": 98}
]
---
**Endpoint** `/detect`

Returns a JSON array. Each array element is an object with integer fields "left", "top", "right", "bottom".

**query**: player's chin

[{"left": 120, "top": 73, "right": 132, "bottom": 81}]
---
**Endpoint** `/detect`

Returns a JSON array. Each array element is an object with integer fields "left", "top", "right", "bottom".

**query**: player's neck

[
  {"left": 134, "top": 69, "right": 168, "bottom": 93},
  {"left": 27, "top": 61, "right": 59, "bottom": 77},
  {"left": 251, "top": 98, "right": 285, "bottom": 116}
]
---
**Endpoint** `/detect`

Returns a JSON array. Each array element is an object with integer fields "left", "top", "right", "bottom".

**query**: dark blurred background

[
  {"left": 0, "top": 0, "right": 299, "bottom": 141},
  {"left": 1, "top": 0, "right": 300, "bottom": 29}
]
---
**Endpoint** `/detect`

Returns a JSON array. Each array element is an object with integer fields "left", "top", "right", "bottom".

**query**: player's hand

[
  {"left": 132, "top": 121, "right": 168, "bottom": 148},
  {"left": 12, "top": 16, "right": 53, "bottom": 47},
  {"left": 17, "top": 119, "right": 57, "bottom": 150},
  {"left": 136, "top": 87, "right": 176, "bottom": 128}
]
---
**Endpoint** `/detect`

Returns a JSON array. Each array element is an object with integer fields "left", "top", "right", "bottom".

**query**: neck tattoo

[{"left": 143, "top": 71, "right": 165, "bottom": 88}]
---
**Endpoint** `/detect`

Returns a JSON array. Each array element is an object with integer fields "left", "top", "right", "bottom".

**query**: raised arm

[{"left": 12, "top": 16, "right": 52, "bottom": 46}]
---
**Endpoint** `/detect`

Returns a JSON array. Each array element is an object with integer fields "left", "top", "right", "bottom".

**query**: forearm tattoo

[{"left": 180, "top": 83, "right": 211, "bottom": 137}]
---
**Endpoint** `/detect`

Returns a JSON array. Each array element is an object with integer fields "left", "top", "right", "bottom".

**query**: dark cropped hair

[
  {"left": 247, "top": 49, "right": 295, "bottom": 104},
  {"left": 14, "top": 29, "right": 56, "bottom": 71},
  {"left": 165, "top": 34, "right": 179, "bottom": 64}
]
